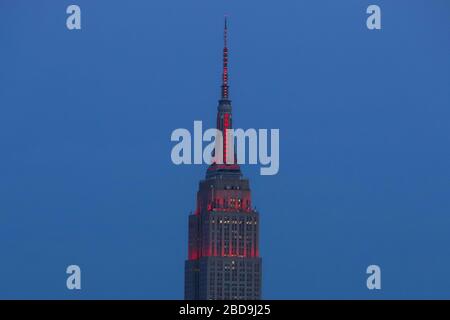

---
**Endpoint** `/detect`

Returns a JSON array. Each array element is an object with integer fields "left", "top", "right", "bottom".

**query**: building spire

[{"left": 221, "top": 16, "right": 229, "bottom": 100}]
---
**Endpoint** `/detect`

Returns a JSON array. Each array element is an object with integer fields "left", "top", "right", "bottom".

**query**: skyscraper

[{"left": 184, "top": 18, "right": 262, "bottom": 300}]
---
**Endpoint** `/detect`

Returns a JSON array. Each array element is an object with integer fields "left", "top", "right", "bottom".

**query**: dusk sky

[{"left": 1, "top": 0, "right": 450, "bottom": 299}]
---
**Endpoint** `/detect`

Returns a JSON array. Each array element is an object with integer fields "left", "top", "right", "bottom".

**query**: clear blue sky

[{"left": 1, "top": 0, "right": 449, "bottom": 299}]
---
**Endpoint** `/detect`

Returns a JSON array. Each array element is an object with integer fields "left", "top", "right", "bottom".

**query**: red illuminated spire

[
  {"left": 210, "top": 16, "right": 240, "bottom": 170},
  {"left": 221, "top": 16, "right": 229, "bottom": 100}
]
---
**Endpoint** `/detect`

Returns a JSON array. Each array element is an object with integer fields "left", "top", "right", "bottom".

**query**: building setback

[{"left": 184, "top": 18, "right": 262, "bottom": 300}]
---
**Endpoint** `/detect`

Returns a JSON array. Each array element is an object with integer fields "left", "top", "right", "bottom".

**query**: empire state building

[{"left": 184, "top": 18, "right": 262, "bottom": 300}]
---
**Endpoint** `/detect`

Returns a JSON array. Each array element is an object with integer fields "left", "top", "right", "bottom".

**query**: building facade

[{"left": 184, "top": 18, "right": 262, "bottom": 300}]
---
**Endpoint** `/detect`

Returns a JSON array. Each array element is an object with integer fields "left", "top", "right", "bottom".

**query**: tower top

[
  {"left": 207, "top": 16, "right": 241, "bottom": 178},
  {"left": 224, "top": 15, "right": 228, "bottom": 47},
  {"left": 221, "top": 16, "right": 229, "bottom": 100}
]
